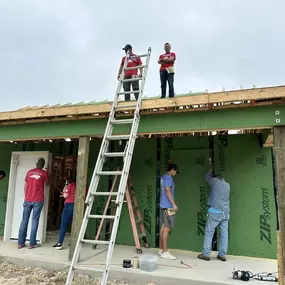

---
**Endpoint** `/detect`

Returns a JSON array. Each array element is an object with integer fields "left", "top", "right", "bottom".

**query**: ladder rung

[
  {"left": 104, "top": 152, "right": 125, "bottom": 157},
  {"left": 88, "top": 214, "right": 116, "bottom": 219},
  {"left": 133, "top": 54, "right": 148, "bottom": 58},
  {"left": 81, "top": 239, "right": 110, "bottom": 245},
  {"left": 136, "top": 219, "right": 142, "bottom": 224},
  {"left": 73, "top": 265, "right": 104, "bottom": 273},
  {"left": 125, "top": 65, "right": 146, "bottom": 70},
  {"left": 138, "top": 234, "right": 146, "bottom": 239},
  {"left": 122, "top": 77, "right": 143, "bottom": 83},
  {"left": 117, "top": 91, "right": 140, "bottom": 95},
  {"left": 93, "top": 192, "right": 118, "bottom": 196},
  {"left": 115, "top": 104, "right": 137, "bottom": 109},
  {"left": 106, "top": 135, "right": 130, "bottom": 140},
  {"left": 111, "top": 119, "right": 133, "bottom": 125},
  {"left": 97, "top": 171, "right": 122, "bottom": 175}
]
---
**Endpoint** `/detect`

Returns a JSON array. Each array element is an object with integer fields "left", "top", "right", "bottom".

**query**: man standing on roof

[
  {"left": 158, "top": 163, "right": 179, "bottom": 260},
  {"left": 158, "top": 43, "right": 176, "bottom": 98},
  {"left": 18, "top": 157, "right": 49, "bottom": 249},
  {"left": 117, "top": 44, "right": 143, "bottom": 101},
  {"left": 198, "top": 166, "right": 230, "bottom": 262}
]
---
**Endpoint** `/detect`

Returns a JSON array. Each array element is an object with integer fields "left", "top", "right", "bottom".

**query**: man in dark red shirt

[
  {"left": 158, "top": 43, "right": 176, "bottom": 98},
  {"left": 117, "top": 44, "right": 143, "bottom": 101},
  {"left": 18, "top": 157, "right": 49, "bottom": 249}
]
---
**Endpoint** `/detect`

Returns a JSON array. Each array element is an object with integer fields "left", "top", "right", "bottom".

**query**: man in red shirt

[
  {"left": 18, "top": 157, "right": 49, "bottom": 249},
  {"left": 158, "top": 43, "right": 176, "bottom": 98},
  {"left": 117, "top": 44, "right": 143, "bottom": 101}
]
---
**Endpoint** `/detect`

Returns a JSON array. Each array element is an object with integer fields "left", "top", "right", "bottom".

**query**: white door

[{"left": 4, "top": 151, "right": 51, "bottom": 244}]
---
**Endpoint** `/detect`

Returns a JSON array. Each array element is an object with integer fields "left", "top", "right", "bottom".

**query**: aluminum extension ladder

[
  {"left": 65, "top": 47, "right": 151, "bottom": 285},
  {"left": 93, "top": 174, "right": 149, "bottom": 254}
]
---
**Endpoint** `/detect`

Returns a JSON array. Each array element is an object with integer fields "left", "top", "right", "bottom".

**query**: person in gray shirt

[{"left": 198, "top": 166, "right": 230, "bottom": 262}]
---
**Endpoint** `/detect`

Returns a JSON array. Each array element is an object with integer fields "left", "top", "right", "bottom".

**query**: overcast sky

[{"left": 0, "top": 0, "right": 284, "bottom": 112}]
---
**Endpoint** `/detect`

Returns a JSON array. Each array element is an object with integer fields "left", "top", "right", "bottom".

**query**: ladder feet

[{"left": 92, "top": 244, "right": 97, "bottom": 250}]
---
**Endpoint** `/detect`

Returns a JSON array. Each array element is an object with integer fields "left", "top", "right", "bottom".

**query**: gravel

[{"left": 0, "top": 261, "right": 156, "bottom": 285}]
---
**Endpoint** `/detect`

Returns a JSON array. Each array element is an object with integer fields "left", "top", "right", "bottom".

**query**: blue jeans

[
  {"left": 58, "top": 203, "right": 74, "bottom": 244},
  {"left": 202, "top": 213, "right": 229, "bottom": 257},
  {"left": 18, "top": 201, "right": 44, "bottom": 246},
  {"left": 160, "top": 69, "right": 174, "bottom": 98}
]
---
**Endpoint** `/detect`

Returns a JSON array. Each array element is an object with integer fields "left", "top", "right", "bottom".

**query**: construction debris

[{"left": 0, "top": 262, "right": 156, "bottom": 285}]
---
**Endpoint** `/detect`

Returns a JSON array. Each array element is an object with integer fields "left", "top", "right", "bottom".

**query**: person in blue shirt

[
  {"left": 198, "top": 166, "right": 230, "bottom": 262},
  {"left": 158, "top": 163, "right": 179, "bottom": 260}
]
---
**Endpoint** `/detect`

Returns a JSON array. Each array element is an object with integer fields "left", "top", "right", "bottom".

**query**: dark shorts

[{"left": 160, "top": 208, "right": 175, "bottom": 228}]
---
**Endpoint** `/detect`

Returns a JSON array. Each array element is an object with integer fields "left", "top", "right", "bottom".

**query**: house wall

[
  {"left": 0, "top": 134, "right": 277, "bottom": 259},
  {"left": 0, "top": 103, "right": 284, "bottom": 141}
]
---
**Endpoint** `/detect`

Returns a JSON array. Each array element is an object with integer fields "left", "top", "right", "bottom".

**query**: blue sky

[{"left": 0, "top": 0, "right": 284, "bottom": 111}]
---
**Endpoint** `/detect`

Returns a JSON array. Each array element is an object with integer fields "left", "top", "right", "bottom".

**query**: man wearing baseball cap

[
  {"left": 117, "top": 44, "right": 143, "bottom": 101},
  {"left": 158, "top": 163, "right": 179, "bottom": 260}
]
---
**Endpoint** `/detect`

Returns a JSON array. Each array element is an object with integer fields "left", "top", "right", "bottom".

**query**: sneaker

[
  {"left": 29, "top": 243, "right": 41, "bottom": 249},
  {"left": 158, "top": 249, "right": 163, "bottom": 256},
  {"left": 160, "top": 251, "right": 176, "bottom": 260},
  {"left": 53, "top": 242, "right": 63, "bottom": 250},
  {"left": 197, "top": 253, "right": 210, "bottom": 261},
  {"left": 18, "top": 244, "right": 26, "bottom": 249}
]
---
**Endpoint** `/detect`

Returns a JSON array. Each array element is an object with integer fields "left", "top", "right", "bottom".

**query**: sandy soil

[{"left": 0, "top": 261, "right": 156, "bottom": 285}]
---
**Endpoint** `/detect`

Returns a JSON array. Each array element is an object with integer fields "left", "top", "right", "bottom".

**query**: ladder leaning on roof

[{"left": 65, "top": 47, "right": 152, "bottom": 285}]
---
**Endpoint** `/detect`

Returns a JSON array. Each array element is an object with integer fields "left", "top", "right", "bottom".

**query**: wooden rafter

[{"left": 0, "top": 85, "right": 285, "bottom": 124}]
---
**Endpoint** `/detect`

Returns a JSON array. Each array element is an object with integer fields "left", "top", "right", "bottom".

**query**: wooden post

[
  {"left": 68, "top": 136, "right": 90, "bottom": 261},
  {"left": 273, "top": 126, "right": 285, "bottom": 284}
]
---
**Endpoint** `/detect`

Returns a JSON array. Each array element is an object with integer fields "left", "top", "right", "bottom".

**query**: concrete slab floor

[{"left": 0, "top": 238, "right": 278, "bottom": 285}]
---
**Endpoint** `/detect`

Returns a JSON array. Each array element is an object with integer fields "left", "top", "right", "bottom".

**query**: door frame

[{"left": 3, "top": 151, "right": 52, "bottom": 243}]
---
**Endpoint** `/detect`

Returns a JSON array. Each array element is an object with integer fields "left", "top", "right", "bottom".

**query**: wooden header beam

[{"left": 0, "top": 85, "right": 284, "bottom": 123}]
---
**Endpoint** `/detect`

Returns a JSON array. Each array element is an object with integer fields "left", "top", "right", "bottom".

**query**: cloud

[{"left": 0, "top": 0, "right": 284, "bottom": 111}]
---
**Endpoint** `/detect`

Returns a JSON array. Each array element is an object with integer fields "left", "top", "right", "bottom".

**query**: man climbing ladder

[{"left": 65, "top": 46, "right": 152, "bottom": 285}]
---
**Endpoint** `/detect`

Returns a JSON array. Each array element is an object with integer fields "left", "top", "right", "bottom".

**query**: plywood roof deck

[{"left": 0, "top": 85, "right": 284, "bottom": 126}]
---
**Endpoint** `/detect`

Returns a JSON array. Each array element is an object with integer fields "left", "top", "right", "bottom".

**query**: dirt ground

[{"left": 0, "top": 261, "right": 156, "bottom": 285}]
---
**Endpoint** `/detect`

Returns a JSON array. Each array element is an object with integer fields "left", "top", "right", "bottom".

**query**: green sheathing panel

[
  {"left": 214, "top": 134, "right": 277, "bottom": 259},
  {"left": 0, "top": 104, "right": 284, "bottom": 141},
  {"left": 115, "top": 138, "right": 157, "bottom": 247},
  {"left": 160, "top": 137, "right": 210, "bottom": 251}
]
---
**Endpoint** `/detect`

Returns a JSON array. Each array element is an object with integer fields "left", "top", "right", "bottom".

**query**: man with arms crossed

[
  {"left": 18, "top": 157, "right": 49, "bottom": 249},
  {"left": 198, "top": 166, "right": 230, "bottom": 261},
  {"left": 158, "top": 43, "right": 176, "bottom": 98},
  {"left": 158, "top": 163, "right": 178, "bottom": 260}
]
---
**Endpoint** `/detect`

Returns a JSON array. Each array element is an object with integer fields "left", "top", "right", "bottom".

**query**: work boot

[
  {"left": 197, "top": 254, "right": 210, "bottom": 261},
  {"left": 217, "top": 255, "right": 227, "bottom": 262}
]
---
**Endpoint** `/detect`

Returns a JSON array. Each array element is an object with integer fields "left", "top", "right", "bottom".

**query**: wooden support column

[
  {"left": 68, "top": 136, "right": 90, "bottom": 261},
  {"left": 273, "top": 127, "right": 285, "bottom": 284}
]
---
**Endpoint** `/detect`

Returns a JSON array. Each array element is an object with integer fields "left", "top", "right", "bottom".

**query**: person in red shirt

[
  {"left": 158, "top": 43, "right": 176, "bottom": 98},
  {"left": 117, "top": 44, "right": 143, "bottom": 101},
  {"left": 18, "top": 157, "right": 49, "bottom": 249},
  {"left": 53, "top": 174, "right": 76, "bottom": 249},
  {"left": 53, "top": 173, "right": 88, "bottom": 249}
]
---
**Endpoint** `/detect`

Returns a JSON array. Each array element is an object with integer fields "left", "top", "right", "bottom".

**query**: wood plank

[
  {"left": 209, "top": 85, "right": 285, "bottom": 103},
  {"left": 273, "top": 126, "right": 285, "bottom": 283},
  {"left": 68, "top": 136, "right": 90, "bottom": 261},
  {"left": 277, "top": 231, "right": 284, "bottom": 285},
  {"left": 0, "top": 85, "right": 284, "bottom": 122}
]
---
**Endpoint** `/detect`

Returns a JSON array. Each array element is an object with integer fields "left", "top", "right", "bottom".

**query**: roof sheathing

[{"left": 0, "top": 85, "right": 284, "bottom": 125}]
